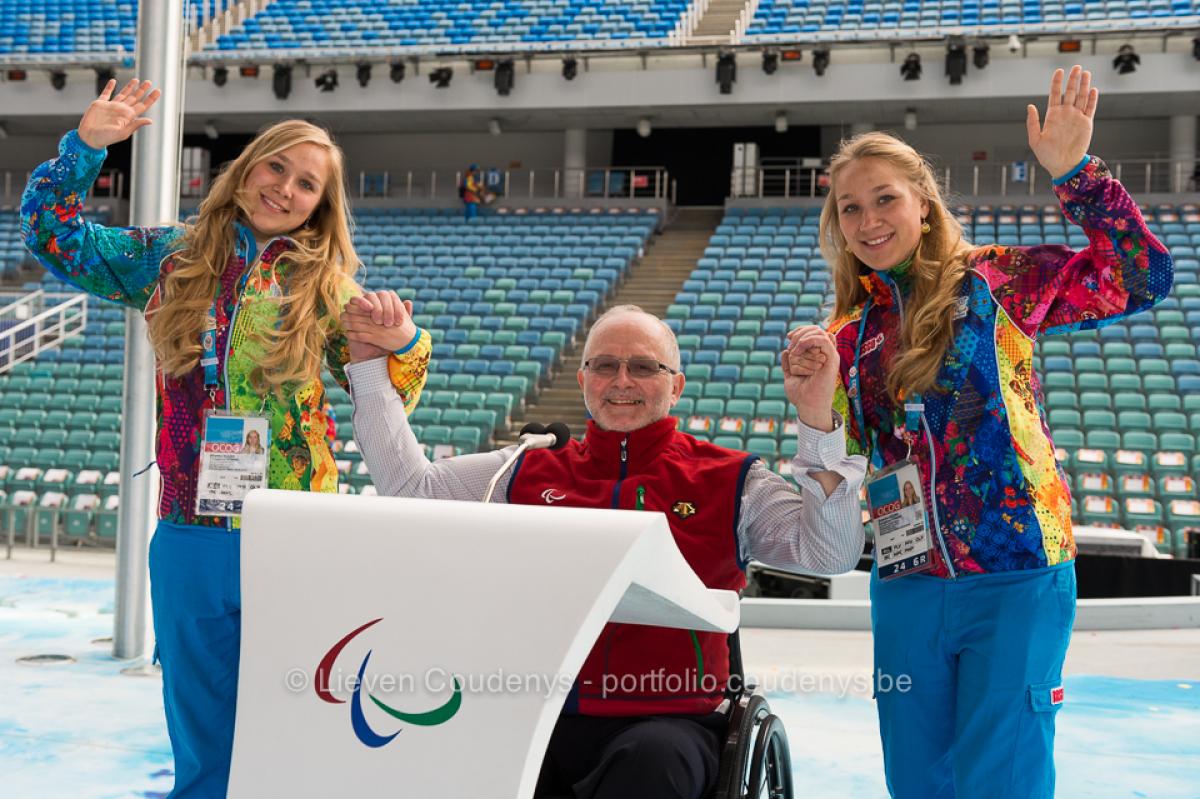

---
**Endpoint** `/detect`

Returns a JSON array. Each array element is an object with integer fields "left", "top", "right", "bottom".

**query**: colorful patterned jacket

[
  {"left": 22, "top": 129, "right": 432, "bottom": 527},
  {"left": 828, "top": 156, "right": 1173, "bottom": 578}
]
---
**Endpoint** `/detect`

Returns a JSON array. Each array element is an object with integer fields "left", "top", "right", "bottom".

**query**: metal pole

[
  {"left": 114, "top": 0, "right": 185, "bottom": 661},
  {"left": 973, "top": 165, "right": 979, "bottom": 197}
]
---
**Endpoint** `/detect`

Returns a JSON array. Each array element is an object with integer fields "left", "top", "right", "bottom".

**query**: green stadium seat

[
  {"left": 1116, "top": 473, "right": 1155, "bottom": 500},
  {"left": 1151, "top": 449, "right": 1191, "bottom": 477},
  {"left": 1070, "top": 447, "right": 1109, "bottom": 474},
  {"left": 1048, "top": 409, "right": 1081, "bottom": 429},
  {"left": 1121, "top": 431, "right": 1158, "bottom": 453},
  {"left": 1045, "top": 391, "right": 1078, "bottom": 410},
  {"left": 450, "top": 427, "right": 482, "bottom": 452},
  {"left": 1079, "top": 494, "right": 1121, "bottom": 527},
  {"left": 1043, "top": 373, "right": 1076, "bottom": 391},
  {"left": 1148, "top": 394, "right": 1182, "bottom": 412},
  {"left": 1157, "top": 475, "right": 1196, "bottom": 501},
  {"left": 746, "top": 438, "right": 778, "bottom": 460},
  {"left": 1083, "top": 410, "right": 1116, "bottom": 430},
  {"left": 1074, "top": 471, "right": 1114, "bottom": 496},
  {"left": 733, "top": 383, "right": 763, "bottom": 401},
  {"left": 1153, "top": 412, "right": 1189, "bottom": 432},
  {"left": 742, "top": 365, "right": 770, "bottom": 384},
  {"left": 1108, "top": 374, "right": 1140, "bottom": 392},
  {"left": 1076, "top": 373, "right": 1109, "bottom": 392},
  {"left": 1116, "top": 411, "right": 1151, "bottom": 432},
  {"left": 1112, "top": 393, "right": 1146, "bottom": 412},
  {"left": 467, "top": 409, "right": 499, "bottom": 436},
  {"left": 457, "top": 391, "right": 485, "bottom": 411},
  {"left": 702, "top": 383, "right": 732, "bottom": 401},
  {"left": 1159, "top": 432, "right": 1197, "bottom": 455},
  {"left": 1112, "top": 448, "right": 1150, "bottom": 474}
]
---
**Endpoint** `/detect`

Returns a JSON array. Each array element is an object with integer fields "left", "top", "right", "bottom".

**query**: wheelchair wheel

[
  {"left": 714, "top": 693, "right": 794, "bottom": 799},
  {"left": 747, "top": 713, "right": 792, "bottom": 799}
]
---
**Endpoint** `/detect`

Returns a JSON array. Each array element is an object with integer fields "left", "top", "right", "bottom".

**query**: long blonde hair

[
  {"left": 821, "top": 131, "right": 973, "bottom": 401},
  {"left": 147, "top": 119, "right": 357, "bottom": 393}
]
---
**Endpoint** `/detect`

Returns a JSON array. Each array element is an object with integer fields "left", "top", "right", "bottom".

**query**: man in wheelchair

[{"left": 345, "top": 299, "right": 866, "bottom": 798}]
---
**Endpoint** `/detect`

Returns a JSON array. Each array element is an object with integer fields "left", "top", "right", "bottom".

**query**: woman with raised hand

[
  {"left": 22, "top": 78, "right": 431, "bottom": 797},
  {"left": 821, "top": 66, "right": 1172, "bottom": 798}
]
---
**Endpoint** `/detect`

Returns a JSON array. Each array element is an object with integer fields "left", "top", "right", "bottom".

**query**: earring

[
  {"left": 920, "top": 219, "right": 931, "bottom": 234},
  {"left": 845, "top": 244, "right": 854, "bottom": 254}
]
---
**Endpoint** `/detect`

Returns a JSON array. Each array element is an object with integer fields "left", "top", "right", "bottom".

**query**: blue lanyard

[
  {"left": 849, "top": 297, "right": 923, "bottom": 468},
  {"left": 201, "top": 232, "right": 258, "bottom": 394}
]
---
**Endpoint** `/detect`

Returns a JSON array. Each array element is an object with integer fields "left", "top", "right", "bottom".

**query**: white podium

[{"left": 229, "top": 489, "right": 740, "bottom": 798}]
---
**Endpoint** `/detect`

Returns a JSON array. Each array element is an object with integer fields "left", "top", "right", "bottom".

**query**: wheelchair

[
  {"left": 712, "top": 630, "right": 795, "bottom": 799},
  {"left": 538, "top": 629, "right": 794, "bottom": 799}
]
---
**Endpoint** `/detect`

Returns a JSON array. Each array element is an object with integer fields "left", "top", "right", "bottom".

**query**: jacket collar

[
  {"left": 581, "top": 416, "right": 679, "bottom": 472},
  {"left": 857, "top": 256, "right": 914, "bottom": 309},
  {"left": 233, "top": 219, "right": 296, "bottom": 269}
]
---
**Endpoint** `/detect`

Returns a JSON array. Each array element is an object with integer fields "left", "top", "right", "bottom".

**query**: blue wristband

[
  {"left": 392, "top": 327, "right": 423, "bottom": 356},
  {"left": 1052, "top": 155, "right": 1091, "bottom": 186}
]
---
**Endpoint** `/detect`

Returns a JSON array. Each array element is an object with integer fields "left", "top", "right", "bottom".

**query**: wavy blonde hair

[
  {"left": 821, "top": 131, "right": 974, "bottom": 402},
  {"left": 146, "top": 120, "right": 357, "bottom": 393}
]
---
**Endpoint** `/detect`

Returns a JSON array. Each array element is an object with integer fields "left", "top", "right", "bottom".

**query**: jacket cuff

[
  {"left": 393, "top": 326, "right": 424, "bottom": 356},
  {"left": 1052, "top": 154, "right": 1091, "bottom": 186},
  {"left": 64, "top": 128, "right": 107, "bottom": 159}
]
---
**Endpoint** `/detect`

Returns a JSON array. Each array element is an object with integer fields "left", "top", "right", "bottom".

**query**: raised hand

[
  {"left": 78, "top": 79, "right": 162, "bottom": 150},
  {"left": 342, "top": 290, "right": 418, "bottom": 363},
  {"left": 1026, "top": 66, "right": 1098, "bottom": 179},
  {"left": 782, "top": 326, "right": 839, "bottom": 433}
]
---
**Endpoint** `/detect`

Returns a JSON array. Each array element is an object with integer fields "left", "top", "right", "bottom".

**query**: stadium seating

[
  {"left": 669, "top": 202, "right": 1200, "bottom": 557},
  {"left": 0, "top": 211, "right": 28, "bottom": 280},
  {"left": 0, "top": 207, "right": 656, "bottom": 536},
  {"left": 745, "top": 0, "right": 1200, "bottom": 36},
  {"left": 208, "top": 0, "right": 689, "bottom": 52},
  {"left": 0, "top": 0, "right": 137, "bottom": 54}
]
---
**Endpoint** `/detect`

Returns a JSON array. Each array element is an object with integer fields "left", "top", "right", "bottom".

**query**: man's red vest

[{"left": 509, "top": 416, "right": 757, "bottom": 716}]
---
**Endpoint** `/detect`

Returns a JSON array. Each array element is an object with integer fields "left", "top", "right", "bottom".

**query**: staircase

[
  {"left": 497, "top": 208, "right": 722, "bottom": 444},
  {"left": 687, "top": 0, "right": 752, "bottom": 44},
  {"left": 190, "top": 0, "right": 272, "bottom": 51}
]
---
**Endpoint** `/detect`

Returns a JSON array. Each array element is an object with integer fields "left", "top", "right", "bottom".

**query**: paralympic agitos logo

[{"left": 315, "top": 618, "right": 462, "bottom": 747}]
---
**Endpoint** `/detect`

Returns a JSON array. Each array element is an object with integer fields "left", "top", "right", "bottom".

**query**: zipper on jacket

[
  {"left": 221, "top": 234, "right": 275, "bottom": 410},
  {"left": 610, "top": 436, "right": 629, "bottom": 509},
  {"left": 881, "top": 271, "right": 958, "bottom": 580},
  {"left": 218, "top": 232, "right": 271, "bottom": 532}
]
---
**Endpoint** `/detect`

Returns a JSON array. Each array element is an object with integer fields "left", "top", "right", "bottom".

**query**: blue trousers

[
  {"left": 464, "top": 201, "right": 479, "bottom": 220},
  {"left": 870, "top": 562, "right": 1076, "bottom": 799},
  {"left": 149, "top": 521, "right": 242, "bottom": 798}
]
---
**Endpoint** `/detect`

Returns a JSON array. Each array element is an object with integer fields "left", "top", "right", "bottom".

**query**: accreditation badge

[
  {"left": 195, "top": 410, "right": 271, "bottom": 517},
  {"left": 865, "top": 460, "right": 933, "bottom": 580}
]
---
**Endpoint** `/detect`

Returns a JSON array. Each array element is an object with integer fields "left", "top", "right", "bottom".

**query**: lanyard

[
  {"left": 201, "top": 232, "right": 259, "bottom": 395},
  {"left": 849, "top": 298, "right": 923, "bottom": 468}
]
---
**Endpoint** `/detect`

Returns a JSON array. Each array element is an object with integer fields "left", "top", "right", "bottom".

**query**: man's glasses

[{"left": 582, "top": 356, "right": 678, "bottom": 379}]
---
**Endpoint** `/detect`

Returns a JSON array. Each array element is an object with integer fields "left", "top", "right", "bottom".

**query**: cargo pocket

[{"left": 1010, "top": 680, "right": 1064, "bottom": 796}]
